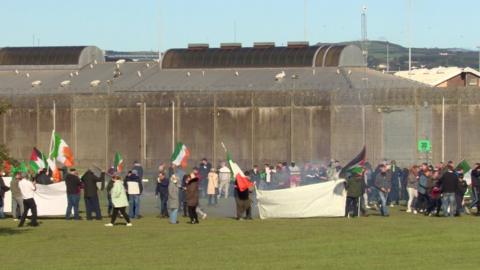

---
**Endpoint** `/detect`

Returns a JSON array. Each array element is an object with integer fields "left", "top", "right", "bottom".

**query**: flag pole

[
  {"left": 221, "top": 142, "right": 227, "bottom": 153},
  {"left": 53, "top": 100, "right": 56, "bottom": 132}
]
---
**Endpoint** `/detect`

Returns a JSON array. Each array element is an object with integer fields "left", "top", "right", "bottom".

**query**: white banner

[
  {"left": 256, "top": 180, "right": 347, "bottom": 219},
  {"left": 3, "top": 177, "right": 12, "bottom": 213},
  {"left": 3, "top": 179, "right": 67, "bottom": 216}
]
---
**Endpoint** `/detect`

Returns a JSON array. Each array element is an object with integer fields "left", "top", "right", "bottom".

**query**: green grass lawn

[{"left": 1, "top": 206, "right": 480, "bottom": 270}]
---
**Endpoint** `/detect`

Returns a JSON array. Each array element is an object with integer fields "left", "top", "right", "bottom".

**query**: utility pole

[
  {"left": 386, "top": 41, "right": 390, "bottom": 73},
  {"left": 304, "top": 0, "right": 308, "bottom": 41}
]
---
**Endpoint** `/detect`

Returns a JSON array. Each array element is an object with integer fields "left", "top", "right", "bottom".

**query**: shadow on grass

[{"left": 0, "top": 227, "right": 29, "bottom": 236}]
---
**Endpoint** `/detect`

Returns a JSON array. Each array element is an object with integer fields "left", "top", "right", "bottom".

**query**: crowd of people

[{"left": 0, "top": 157, "right": 479, "bottom": 228}]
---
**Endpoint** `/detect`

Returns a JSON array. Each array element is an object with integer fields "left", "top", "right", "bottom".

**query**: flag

[
  {"left": 227, "top": 153, "right": 253, "bottom": 192},
  {"left": 171, "top": 142, "right": 190, "bottom": 169},
  {"left": 12, "top": 162, "right": 29, "bottom": 176},
  {"left": 340, "top": 146, "right": 366, "bottom": 176},
  {"left": 30, "top": 147, "right": 47, "bottom": 173},
  {"left": 456, "top": 159, "right": 471, "bottom": 173},
  {"left": 50, "top": 132, "right": 74, "bottom": 167},
  {"left": 47, "top": 158, "right": 61, "bottom": 182},
  {"left": 114, "top": 152, "right": 124, "bottom": 172}
]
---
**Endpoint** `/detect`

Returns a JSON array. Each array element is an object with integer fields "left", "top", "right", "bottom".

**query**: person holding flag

[{"left": 225, "top": 151, "right": 254, "bottom": 220}]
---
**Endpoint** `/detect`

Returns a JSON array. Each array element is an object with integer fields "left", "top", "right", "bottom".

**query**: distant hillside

[{"left": 349, "top": 40, "right": 479, "bottom": 71}]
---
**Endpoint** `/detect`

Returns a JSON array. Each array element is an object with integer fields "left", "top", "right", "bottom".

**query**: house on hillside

[{"left": 394, "top": 67, "right": 480, "bottom": 87}]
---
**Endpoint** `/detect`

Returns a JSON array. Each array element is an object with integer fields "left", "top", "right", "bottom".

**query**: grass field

[{"left": 1, "top": 203, "right": 480, "bottom": 270}]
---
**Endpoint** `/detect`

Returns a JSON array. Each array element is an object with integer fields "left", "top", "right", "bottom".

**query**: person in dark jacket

[
  {"left": 345, "top": 170, "right": 366, "bottom": 217},
  {"left": 438, "top": 166, "right": 459, "bottom": 217},
  {"left": 185, "top": 173, "right": 200, "bottom": 224},
  {"left": 35, "top": 169, "right": 53, "bottom": 185},
  {"left": 81, "top": 169, "right": 105, "bottom": 220},
  {"left": 374, "top": 164, "right": 391, "bottom": 216},
  {"left": 155, "top": 172, "right": 169, "bottom": 218},
  {"left": 132, "top": 161, "right": 144, "bottom": 180},
  {"left": 105, "top": 167, "right": 115, "bottom": 217},
  {"left": 125, "top": 170, "right": 143, "bottom": 219},
  {"left": 198, "top": 158, "right": 212, "bottom": 198},
  {"left": 470, "top": 164, "right": 480, "bottom": 215},
  {"left": 456, "top": 173, "right": 468, "bottom": 216},
  {"left": 387, "top": 160, "right": 402, "bottom": 206},
  {"left": 65, "top": 168, "right": 82, "bottom": 220}
]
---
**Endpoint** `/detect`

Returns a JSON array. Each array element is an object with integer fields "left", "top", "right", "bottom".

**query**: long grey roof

[{"left": 0, "top": 62, "right": 428, "bottom": 96}]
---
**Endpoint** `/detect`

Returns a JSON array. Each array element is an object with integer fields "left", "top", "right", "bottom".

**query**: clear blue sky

[{"left": 1, "top": 0, "right": 479, "bottom": 51}]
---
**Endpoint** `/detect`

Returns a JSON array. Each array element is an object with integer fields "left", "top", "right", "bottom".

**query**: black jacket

[
  {"left": 124, "top": 174, "right": 143, "bottom": 194},
  {"left": 65, "top": 173, "right": 81, "bottom": 195},
  {"left": 439, "top": 171, "right": 458, "bottom": 193},
  {"left": 81, "top": 170, "right": 105, "bottom": 197}
]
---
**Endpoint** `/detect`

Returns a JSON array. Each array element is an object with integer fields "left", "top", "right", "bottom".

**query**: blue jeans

[
  {"left": 129, "top": 194, "right": 141, "bottom": 218},
  {"left": 470, "top": 187, "right": 479, "bottom": 208},
  {"left": 66, "top": 194, "right": 80, "bottom": 219},
  {"left": 442, "top": 192, "right": 456, "bottom": 217},
  {"left": 85, "top": 195, "right": 102, "bottom": 220},
  {"left": 168, "top": 208, "right": 178, "bottom": 224},
  {"left": 378, "top": 191, "right": 389, "bottom": 216},
  {"left": 0, "top": 206, "right": 4, "bottom": 218}
]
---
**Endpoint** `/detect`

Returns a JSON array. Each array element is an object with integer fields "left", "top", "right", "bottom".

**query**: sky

[{"left": 1, "top": 0, "right": 479, "bottom": 51}]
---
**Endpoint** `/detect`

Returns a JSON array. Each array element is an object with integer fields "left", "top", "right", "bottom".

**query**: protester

[
  {"left": 132, "top": 161, "right": 144, "bottom": 180},
  {"left": 105, "top": 167, "right": 116, "bottom": 217},
  {"left": 388, "top": 160, "right": 402, "bottom": 207},
  {"left": 125, "top": 170, "right": 143, "bottom": 219},
  {"left": 10, "top": 172, "right": 23, "bottom": 221},
  {"left": 234, "top": 171, "right": 253, "bottom": 220},
  {"left": 406, "top": 165, "right": 419, "bottom": 214},
  {"left": 417, "top": 167, "right": 431, "bottom": 213},
  {"left": 374, "top": 164, "right": 391, "bottom": 217},
  {"left": 456, "top": 173, "right": 468, "bottom": 216},
  {"left": 207, "top": 168, "right": 218, "bottom": 206},
  {"left": 218, "top": 161, "right": 231, "bottom": 198},
  {"left": 105, "top": 175, "right": 132, "bottom": 227},
  {"left": 81, "top": 169, "right": 104, "bottom": 220},
  {"left": 470, "top": 164, "right": 480, "bottom": 215},
  {"left": 198, "top": 158, "right": 212, "bottom": 197},
  {"left": 345, "top": 169, "right": 366, "bottom": 218},
  {"left": 35, "top": 168, "right": 53, "bottom": 185},
  {"left": 439, "top": 165, "right": 459, "bottom": 217},
  {"left": 155, "top": 171, "right": 169, "bottom": 218},
  {"left": 18, "top": 173, "right": 39, "bottom": 227},
  {"left": 180, "top": 174, "right": 188, "bottom": 217},
  {"left": 185, "top": 173, "right": 200, "bottom": 224},
  {"left": 167, "top": 175, "right": 180, "bottom": 224},
  {"left": 65, "top": 168, "right": 82, "bottom": 220},
  {"left": 289, "top": 162, "right": 301, "bottom": 188}
]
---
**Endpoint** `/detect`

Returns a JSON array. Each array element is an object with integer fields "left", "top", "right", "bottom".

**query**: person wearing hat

[
  {"left": 65, "top": 168, "right": 82, "bottom": 220},
  {"left": 18, "top": 172, "right": 39, "bottom": 227},
  {"left": 125, "top": 169, "right": 143, "bottom": 219},
  {"left": 105, "top": 175, "right": 132, "bottom": 227},
  {"left": 345, "top": 168, "right": 366, "bottom": 218}
]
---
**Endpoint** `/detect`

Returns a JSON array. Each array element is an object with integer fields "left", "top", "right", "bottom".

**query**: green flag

[{"left": 456, "top": 159, "right": 471, "bottom": 172}]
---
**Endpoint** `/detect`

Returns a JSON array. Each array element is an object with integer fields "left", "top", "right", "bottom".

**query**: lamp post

[{"left": 477, "top": 46, "right": 480, "bottom": 72}]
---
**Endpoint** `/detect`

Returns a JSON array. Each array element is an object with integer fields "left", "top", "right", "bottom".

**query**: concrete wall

[{"left": 2, "top": 87, "right": 480, "bottom": 172}]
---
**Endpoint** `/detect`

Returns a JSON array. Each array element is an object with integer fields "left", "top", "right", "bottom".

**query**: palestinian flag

[
  {"left": 50, "top": 132, "right": 74, "bottom": 167},
  {"left": 340, "top": 146, "right": 366, "bottom": 176},
  {"left": 171, "top": 142, "right": 190, "bottom": 169},
  {"left": 114, "top": 152, "right": 124, "bottom": 172},
  {"left": 456, "top": 159, "right": 471, "bottom": 173},
  {"left": 30, "top": 147, "right": 47, "bottom": 173},
  {"left": 227, "top": 153, "right": 253, "bottom": 192},
  {"left": 47, "top": 158, "right": 61, "bottom": 182}
]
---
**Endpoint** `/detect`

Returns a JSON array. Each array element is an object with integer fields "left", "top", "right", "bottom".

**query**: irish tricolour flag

[
  {"left": 227, "top": 153, "right": 253, "bottom": 192},
  {"left": 114, "top": 152, "right": 124, "bottom": 172},
  {"left": 30, "top": 147, "right": 47, "bottom": 173},
  {"left": 171, "top": 142, "right": 190, "bottom": 168},
  {"left": 50, "top": 132, "right": 74, "bottom": 167}
]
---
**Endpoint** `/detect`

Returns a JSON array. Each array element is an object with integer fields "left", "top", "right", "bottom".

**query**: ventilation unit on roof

[
  {"left": 188, "top": 43, "right": 209, "bottom": 50},
  {"left": 220, "top": 43, "right": 241, "bottom": 49},
  {"left": 253, "top": 42, "right": 275, "bottom": 48},
  {"left": 287, "top": 41, "right": 309, "bottom": 48}
]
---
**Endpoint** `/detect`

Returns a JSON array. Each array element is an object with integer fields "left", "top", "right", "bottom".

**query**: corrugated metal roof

[{"left": 395, "top": 67, "right": 480, "bottom": 86}]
